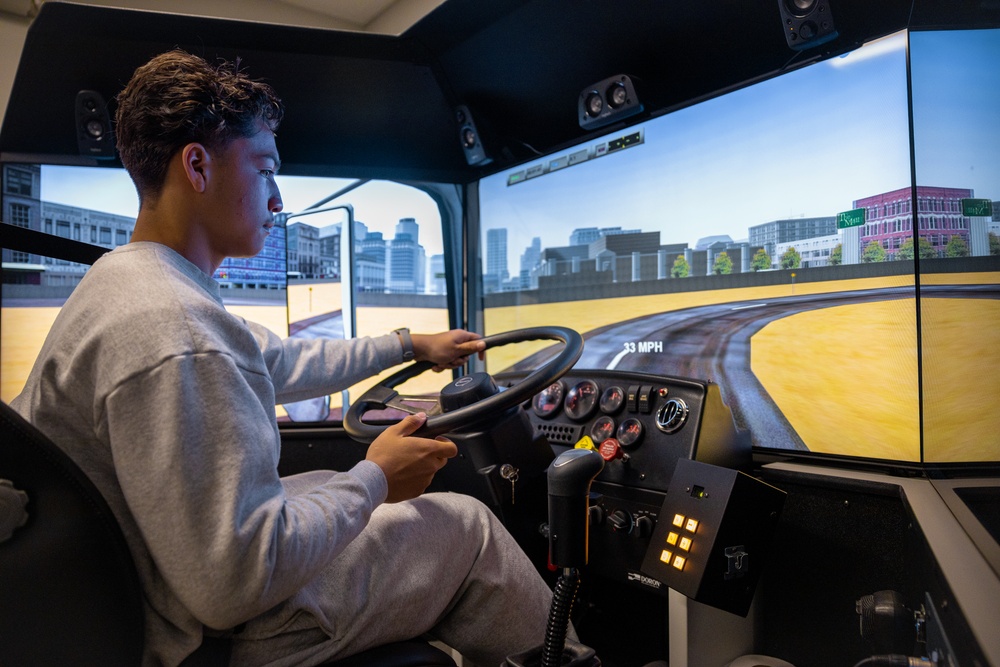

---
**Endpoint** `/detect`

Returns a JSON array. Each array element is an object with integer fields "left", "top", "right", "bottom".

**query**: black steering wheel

[{"left": 343, "top": 326, "right": 583, "bottom": 442}]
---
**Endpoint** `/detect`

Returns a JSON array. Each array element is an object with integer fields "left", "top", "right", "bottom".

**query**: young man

[{"left": 11, "top": 50, "right": 554, "bottom": 666}]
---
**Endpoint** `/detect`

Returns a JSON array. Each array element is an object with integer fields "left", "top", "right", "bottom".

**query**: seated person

[{"left": 11, "top": 49, "right": 555, "bottom": 666}]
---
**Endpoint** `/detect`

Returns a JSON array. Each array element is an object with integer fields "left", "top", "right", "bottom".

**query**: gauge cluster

[{"left": 500, "top": 369, "right": 750, "bottom": 493}]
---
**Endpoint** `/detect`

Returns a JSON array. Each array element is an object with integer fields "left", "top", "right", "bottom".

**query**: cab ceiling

[{"left": 1, "top": 0, "right": 997, "bottom": 184}]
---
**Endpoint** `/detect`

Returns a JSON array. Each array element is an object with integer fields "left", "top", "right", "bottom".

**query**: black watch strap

[{"left": 394, "top": 327, "right": 415, "bottom": 362}]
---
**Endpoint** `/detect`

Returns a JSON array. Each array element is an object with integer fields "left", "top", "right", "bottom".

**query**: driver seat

[{"left": 0, "top": 401, "right": 456, "bottom": 667}]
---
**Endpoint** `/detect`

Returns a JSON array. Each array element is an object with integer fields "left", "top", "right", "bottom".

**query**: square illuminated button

[
  {"left": 672, "top": 555, "right": 686, "bottom": 570},
  {"left": 666, "top": 531, "right": 679, "bottom": 546},
  {"left": 672, "top": 514, "right": 685, "bottom": 527},
  {"left": 685, "top": 518, "right": 699, "bottom": 533},
  {"left": 678, "top": 536, "right": 692, "bottom": 551},
  {"left": 660, "top": 549, "right": 673, "bottom": 564}
]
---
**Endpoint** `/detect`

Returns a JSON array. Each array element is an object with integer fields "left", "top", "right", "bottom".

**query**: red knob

[{"left": 599, "top": 438, "right": 623, "bottom": 462}]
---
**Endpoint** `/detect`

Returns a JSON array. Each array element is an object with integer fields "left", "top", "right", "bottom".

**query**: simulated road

[{"left": 505, "top": 284, "right": 999, "bottom": 451}]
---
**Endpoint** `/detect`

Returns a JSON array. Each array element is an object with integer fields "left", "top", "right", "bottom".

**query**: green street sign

[
  {"left": 961, "top": 198, "right": 993, "bottom": 217},
  {"left": 837, "top": 208, "right": 866, "bottom": 229}
]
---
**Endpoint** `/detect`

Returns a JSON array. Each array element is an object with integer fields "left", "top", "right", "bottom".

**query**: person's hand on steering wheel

[
  {"left": 346, "top": 326, "right": 583, "bottom": 441},
  {"left": 365, "top": 412, "right": 458, "bottom": 503},
  {"left": 412, "top": 329, "right": 486, "bottom": 371}
]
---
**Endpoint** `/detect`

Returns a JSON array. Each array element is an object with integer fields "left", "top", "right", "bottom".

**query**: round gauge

[
  {"left": 600, "top": 386, "right": 625, "bottom": 414},
  {"left": 564, "top": 380, "right": 600, "bottom": 421},
  {"left": 590, "top": 416, "right": 616, "bottom": 443},
  {"left": 532, "top": 381, "right": 565, "bottom": 419},
  {"left": 616, "top": 418, "right": 644, "bottom": 448}
]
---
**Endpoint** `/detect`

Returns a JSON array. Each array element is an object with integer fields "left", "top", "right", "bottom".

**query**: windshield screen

[{"left": 477, "top": 29, "right": 1000, "bottom": 464}]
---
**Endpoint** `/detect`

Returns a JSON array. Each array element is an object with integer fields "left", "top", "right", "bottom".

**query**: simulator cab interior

[{"left": 2, "top": 1, "right": 999, "bottom": 665}]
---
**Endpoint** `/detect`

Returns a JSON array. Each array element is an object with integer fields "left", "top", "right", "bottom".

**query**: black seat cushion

[{"left": 0, "top": 401, "right": 145, "bottom": 666}]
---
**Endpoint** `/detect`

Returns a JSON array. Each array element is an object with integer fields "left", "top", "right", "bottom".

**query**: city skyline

[
  {"left": 39, "top": 172, "right": 446, "bottom": 259},
  {"left": 285, "top": 215, "right": 436, "bottom": 294},
  {"left": 30, "top": 30, "right": 1000, "bottom": 286},
  {"left": 479, "top": 29, "right": 1000, "bottom": 277},
  {"left": 482, "top": 179, "right": 994, "bottom": 294}
]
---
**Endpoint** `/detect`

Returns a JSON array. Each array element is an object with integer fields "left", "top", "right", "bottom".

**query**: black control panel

[{"left": 495, "top": 368, "right": 751, "bottom": 593}]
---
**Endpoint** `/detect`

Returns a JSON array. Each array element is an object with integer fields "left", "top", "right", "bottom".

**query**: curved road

[{"left": 506, "top": 284, "right": 999, "bottom": 451}]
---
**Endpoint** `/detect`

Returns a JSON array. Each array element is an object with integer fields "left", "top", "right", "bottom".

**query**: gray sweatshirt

[{"left": 11, "top": 242, "right": 405, "bottom": 665}]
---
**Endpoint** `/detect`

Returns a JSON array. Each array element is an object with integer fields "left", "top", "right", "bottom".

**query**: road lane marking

[{"left": 608, "top": 348, "right": 630, "bottom": 370}]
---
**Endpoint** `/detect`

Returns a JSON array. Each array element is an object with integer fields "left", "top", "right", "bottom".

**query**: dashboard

[{"left": 494, "top": 368, "right": 751, "bottom": 593}]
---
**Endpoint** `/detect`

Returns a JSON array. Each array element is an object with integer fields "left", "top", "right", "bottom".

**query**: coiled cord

[{"left": 541, "top": 568, "right": 580, "bottom": 667}]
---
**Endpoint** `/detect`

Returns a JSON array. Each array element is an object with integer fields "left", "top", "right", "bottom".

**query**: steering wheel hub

[{"left": 440, "top": 372, "right": 500, "bottom": 413}]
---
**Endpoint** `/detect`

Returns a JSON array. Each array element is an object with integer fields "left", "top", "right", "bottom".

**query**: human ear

[{"left": 180, "top": 143, "right": 210, "bottom": 193}]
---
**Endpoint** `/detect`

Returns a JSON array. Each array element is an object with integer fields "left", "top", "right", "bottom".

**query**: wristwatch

[{"left": 393, "top": 327, "right": 415, "bottom": 362}]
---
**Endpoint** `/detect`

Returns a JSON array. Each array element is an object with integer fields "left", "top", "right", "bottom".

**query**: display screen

[
  {"left": 478, "top": 29, "right": 1000, "bottom": 464},
  {"left": 1, "top": 168, "right": 450, "bottom": 415},
  {"left": 911, "top": 28, "right": 1000, "bottom": 463}
]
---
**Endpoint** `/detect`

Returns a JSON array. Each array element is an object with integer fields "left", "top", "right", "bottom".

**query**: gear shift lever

[
  {"left": 547, "top": 448, "right": 604, "bottom": 569},
  {"left": 505, "top": 448, "right": 604, "bottom": 667},
  {"left": 544, "top": 449, "right": 604, "bottom": 667}
]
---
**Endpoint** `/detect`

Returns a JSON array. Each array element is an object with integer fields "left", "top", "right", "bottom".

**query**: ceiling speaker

[
  {"left": 778, "top": 0, "right": 838, "bottom": 50},
  {"left": 578, "top": 74, "right": 643, "bottom": 131},
  {"left": 455, "top": 105, "right": 491, "bottom": 167},
  {"left": 75, "top": 90, "right": 115, "bottom": 159}
]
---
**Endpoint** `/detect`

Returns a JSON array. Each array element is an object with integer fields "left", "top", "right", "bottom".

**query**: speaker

[
  {"left": 778, "top": 0, "right": 838, "bottom": 51},
  {"left": 455, "top": 105, "right": 491, "bottom": 167},
  {"left": 75, "top": 90, "right": 115, "bottom": 159},
  {"left": 578, "top": 74, "right": 643, "bottom": 131}
]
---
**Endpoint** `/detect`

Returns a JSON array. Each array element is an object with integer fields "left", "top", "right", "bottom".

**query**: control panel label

[{"left": 627, "top": 571, "right": 663, "bottom": 590}]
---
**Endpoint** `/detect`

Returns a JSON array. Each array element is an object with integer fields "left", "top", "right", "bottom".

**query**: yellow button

[
  {"left": 660, "top": 549, "right": 673, "bottom": 564},
  {"left": 666, "top": 531, "right": 678, "bottom": 545},
  {"left": 679, "top": 536, "right": 692, "bottom": 551},
  {"left": 672, "top": 555, "right": 686, "bottom": 570},
  {"left": 672, "top": 513, "right": 685, "bottom": 527},
  {"left": 685, "top": 518, "right": 699, "bottom": 533},
  {"left": 575, "top": 436, "right": 597, "bottom": 451}
]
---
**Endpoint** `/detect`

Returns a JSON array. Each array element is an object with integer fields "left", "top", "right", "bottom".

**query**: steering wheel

[{"left": 343, "top": 326, "right": 583, "bottom": 442}]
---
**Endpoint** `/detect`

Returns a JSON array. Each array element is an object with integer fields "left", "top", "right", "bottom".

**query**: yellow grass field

[
  {"left": 919, "top": 298, "right": 1000, "bottom": 462},
  {"left": 3, "top": 271, "right": 997, "bottom": 461},
  {"left": 287, "top": 282, "right": 341, "bottom": 325},
  {"left": 751, "top": 301, "right": 921, "bottom": 461},
  {"left": 1, "top": 307, "right": 61, "bottom": 401}
]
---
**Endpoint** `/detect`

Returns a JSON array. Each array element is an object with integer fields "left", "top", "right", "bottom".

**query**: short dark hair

[{"left": 115, "top": 49, "right": 284, "bottom": 204}]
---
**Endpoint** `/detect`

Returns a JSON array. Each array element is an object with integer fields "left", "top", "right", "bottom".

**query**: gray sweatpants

[{"left": 230, "top": 476, "right": 555, "bottom": 667}]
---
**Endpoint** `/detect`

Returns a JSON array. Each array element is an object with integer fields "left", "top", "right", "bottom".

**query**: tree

[
  {"left": 829, "top": 243, "right": 842, "bottom": 266},
  {"left": 780, "top": 246, "right": 801, "bottom": 270},
  {"left": 945, "top": 235, "right": 969, "bottom": 258},
  {"left": 897, "top": 236, "right": 935, "bottom": 260},
  {"left": 712, "top": 251, "right": 733, "bottom": 275},
  {"left": 671, "top": 255, "right": 689, "bottom": 278},
  {"left": 862, "top": 240, "right": 887, "bottom": 263},
  {"left": 990, "top": 232, "right": 1000, "bottom": 256},
  {"left": 751, "top": 248, "right": 771, "bottom": 272}
]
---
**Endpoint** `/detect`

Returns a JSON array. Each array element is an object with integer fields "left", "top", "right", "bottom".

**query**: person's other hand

[
  {"left": 412, "top": 329, "right": 486, "bottom": 371},
  {"left": 365, "top": 413, "right": 458, "bottom": 503}
]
